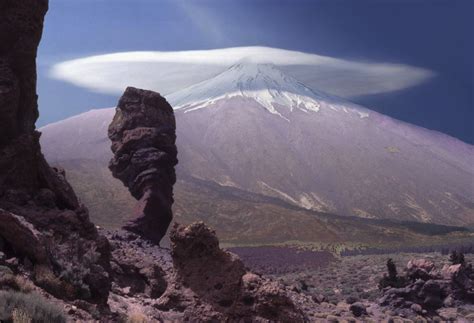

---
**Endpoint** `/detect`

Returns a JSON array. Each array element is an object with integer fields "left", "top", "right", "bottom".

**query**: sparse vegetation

[
  {"left": 0, "top": 270, "right": 35, "bottom": 294},
  {"left": 0, "top": 291, "right": 66, "bottom": 323},
  {"left": 12, "top": 308, "right": 32, "bottom": 323},
  {"left": 53, "top": 240, "right": 101, "bottom": 299}
]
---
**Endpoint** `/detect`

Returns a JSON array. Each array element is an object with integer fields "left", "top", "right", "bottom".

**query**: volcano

[{"left": 41, "top": 62, "right": 474, "bottom": 228}]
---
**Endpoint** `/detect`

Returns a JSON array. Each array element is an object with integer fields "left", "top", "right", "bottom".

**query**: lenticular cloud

[{"left": 49, "top": 46, "right": 434, "bottom": 98}]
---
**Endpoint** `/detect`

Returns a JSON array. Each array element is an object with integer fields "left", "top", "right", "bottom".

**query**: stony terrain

[
  {"left": 255, "top": 252, "right": 474, "bottom": 322},
  {"left": 2, "top": 239, "right": 474, "bottom": 322}
]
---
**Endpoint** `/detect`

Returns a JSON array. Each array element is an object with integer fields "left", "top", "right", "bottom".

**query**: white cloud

[{"left": 49, "top": 46, "right": 435, "bottom": 98}]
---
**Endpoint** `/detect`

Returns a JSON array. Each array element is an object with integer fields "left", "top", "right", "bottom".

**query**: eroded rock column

[{"left": 108, "top": 87, "right": 178, "bottom": 244}]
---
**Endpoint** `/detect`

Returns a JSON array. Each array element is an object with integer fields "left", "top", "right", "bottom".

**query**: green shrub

[{"left": 0, "top": 291, "right": 66, "bottom": 323}]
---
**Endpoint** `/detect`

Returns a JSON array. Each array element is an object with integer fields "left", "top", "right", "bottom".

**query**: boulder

[
  {"left": 0, "top": 209, "right": 48, "bottom": 264},
  {"left": 406, "top": 258, "right": 434, "bottom": 280},
  {"left": 440, "top": 264, "right": 462, "bottom": 280},
  {"left": 410, "top": 303, "right": 422, "bottom": 313},
  {"left": 349, "top": 302, "right": 367, "bottom": 317}
]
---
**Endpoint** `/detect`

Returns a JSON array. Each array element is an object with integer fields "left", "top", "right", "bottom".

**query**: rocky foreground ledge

[
  {"left": 0, "top": 220, "right": 306, "bottom": 322},
  {"left": 106, "top": 222, "right": 305, "bottom": 322}
]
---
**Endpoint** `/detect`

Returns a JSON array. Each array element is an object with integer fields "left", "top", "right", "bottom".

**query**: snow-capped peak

[{"left": 166, "top": 62, "right": 341, "bottom": 118}]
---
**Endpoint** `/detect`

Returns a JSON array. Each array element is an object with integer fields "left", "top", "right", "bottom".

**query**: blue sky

[{"left": 38, "top": 0, "right": 473, "bottom": 143}]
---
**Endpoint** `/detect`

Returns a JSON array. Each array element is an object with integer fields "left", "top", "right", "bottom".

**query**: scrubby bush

[
  {"left": 54, "top": 244, "right": 101, "bottom": 299},
  {"left": 57, "top": 262, "right": 91, "bottom": 299},
  {"left": 12, "top": 307, "right": 32, "bottom": 323},
  {"left": 0, "top": 272, "right": 18, "bottom": 290},
  {"left": 0, "top": 291, "right": 66, "bottom": 323},
  {"left": 14, "top": 277, "right": 35, "bottom": 294},
  {"left": 0, "top": 271, "right": 35, "bottom": 294}
]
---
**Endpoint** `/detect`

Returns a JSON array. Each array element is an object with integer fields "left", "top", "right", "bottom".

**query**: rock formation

[
  {"left": 103, "top": 223, "right": 306, "bottom": 321},
  {"left": 0, "top": 0, "right": 110, "bottom": 305},
  {"left": 379, "top": 257, "right": 474, "bottom": 316},
  {"left": 156, "top": 222, "right": 306, "bottom": 322},
  {"left": 108, "top": 87, "right": 178, "bottom": 244}
]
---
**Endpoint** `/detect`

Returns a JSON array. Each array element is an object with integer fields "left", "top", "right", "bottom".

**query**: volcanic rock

[
  {"left": 349, "top": 302, "right": 367, "bottom": 317},
  {"left": 379, "top": 257, "right": 474, "bottom": 313},
  {"left": 0, "top": 209, "right": 48, "bottom": 264},
  {"left": 406, "top": 258, "right": 435, "bottom": 281},
  {"left": 108, "top": 87, "right": 178, "bottom": 244},
  {"left": 156, "top": 222, "right": 305, "bottom": 322},
  {"left": 0, "top": 0, "right": 110, "bottom": 305},
  {"left": 107, "top": 230, "right": 168, "bottom": 299}
]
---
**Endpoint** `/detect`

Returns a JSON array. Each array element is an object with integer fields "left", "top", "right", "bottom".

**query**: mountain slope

[
  {"left": 50, "top": 159, "right": 473, "bottom": 250},
  {"left": 40, "top": 62, "right": 474, "bottom": 227}
]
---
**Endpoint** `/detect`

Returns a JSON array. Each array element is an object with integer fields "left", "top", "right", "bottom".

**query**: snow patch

[
  {"left": 167, "top": 62, "right": 372, "bottom": 121},
  {"left": 168, "top": 63, "right": 326, "bottom": 119}
]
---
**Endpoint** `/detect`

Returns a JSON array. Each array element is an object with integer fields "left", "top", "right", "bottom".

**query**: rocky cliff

[
  {"left": 108, "top": 87, "right": 178, "bottom": 244},
  {"left": 0, "top": 0, "right": 111, "bottom": 305}
]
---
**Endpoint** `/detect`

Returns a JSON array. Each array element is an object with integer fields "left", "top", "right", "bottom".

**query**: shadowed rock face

[
  {"left": 0, "top": 0, "right": 80, "bottom": 210},
  {"left": 0, "top": 0, "right": 111, "bottom": 305},
  {"left": 0, "top": 0, "right": 48, "bottom": 145},
  {"left": 108, "top": 87, "right": 178, "bottom": 244}
]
